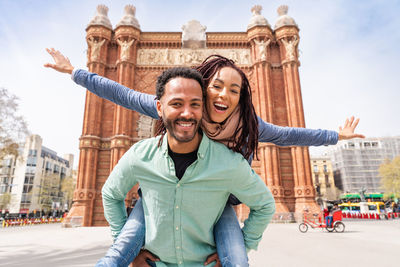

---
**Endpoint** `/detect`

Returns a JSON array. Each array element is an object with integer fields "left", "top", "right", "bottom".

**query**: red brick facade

[{"left": 65, "top": 6, "right": 319, "bottom": 226}]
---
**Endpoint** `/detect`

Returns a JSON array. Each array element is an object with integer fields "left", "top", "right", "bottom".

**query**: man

[{"left": 100, "top": 67, "right": 275, "bottom": 266}]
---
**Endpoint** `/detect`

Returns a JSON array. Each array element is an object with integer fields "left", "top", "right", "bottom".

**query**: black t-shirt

[{"left": 168, "top": 146, "right": 198, "bottom": 180}]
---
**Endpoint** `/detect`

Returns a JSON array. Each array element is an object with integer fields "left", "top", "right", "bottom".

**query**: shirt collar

[{"left": 161, "top": 131, "right": 209, "bottom": 160}]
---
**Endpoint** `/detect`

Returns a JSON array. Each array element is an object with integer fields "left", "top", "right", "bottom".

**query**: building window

[
  {"left": 24, "top": 175, "right": 34, "bottom": 184},
  {"left": 2, "top": 158, "right": 13, "bottom": 167},
  {"left": 0, "top": 185, "right": 8, "bottom": 193},
  {"left": 26, "top": 166, "right": 36, "bottom": 174},
  {"left": 21, "top": 194, "right": 32, "bottom": 203},
  {"left": 323, "top": 165, "right": 328, "bottom": 172},
  {"left": 29, "top": 149, "right": 37, "bottom": 157},
  {"left": 53, "top": 165, "right": 60, "bottom": 174},
  {"left": 313, "top": 165, "right": 318, "bottom": 172},
  {"left": 45, "top": 162, "right": 52, "bottom": 171},
  {"left": 23, "top": 185, "right": 33, "bottom": 193},
  {"left": 27, "top": 156, "right": 37, "bottom": 167}
]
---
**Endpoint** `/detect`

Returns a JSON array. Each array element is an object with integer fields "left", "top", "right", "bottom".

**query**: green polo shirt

[{"left": 102, "top": 134, "right": 275, "bottom": 267}]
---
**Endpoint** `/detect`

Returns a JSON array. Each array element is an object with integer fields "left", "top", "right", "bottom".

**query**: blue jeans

[
  {"left": 214, "top": 203, "right": 249, "bottom": 267},
  {"left": 96, "top": 198, "right": 145, "bottom": 267},
  {"left": 96, "top": 200, "right": 248, "bottom": 267},
  {"left": 325, "top": 216, "right": 333, "bottom": 227}
]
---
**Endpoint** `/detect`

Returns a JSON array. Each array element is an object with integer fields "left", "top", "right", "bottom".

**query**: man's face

[{"left": 157, "top": 77, "right": 203, "bottom": 143}]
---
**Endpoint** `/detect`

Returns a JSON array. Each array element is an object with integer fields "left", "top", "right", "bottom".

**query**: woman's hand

[
  {"left": 338, "top": 116, "right": 365, "bottom": 140},
  {"left": 44, "top": 48, "right": 74, "bottom": 74}
]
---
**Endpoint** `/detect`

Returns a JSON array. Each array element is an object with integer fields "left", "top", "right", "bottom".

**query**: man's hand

[
  {"left": 338, "top": 116, "right": 365, "bottom": 140},
  {"left": 44, "top": 48, "right": 74, "bottom": 74},
  {"left": 204, "top": 252, "right": 221, "bottom": 267},
  {"left": 131, "top": 249, "right": 160, "bottom": 267}
]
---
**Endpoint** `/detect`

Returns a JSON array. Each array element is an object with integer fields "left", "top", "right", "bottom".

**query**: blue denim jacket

[
  {"left": 73, "top": 69, "right": 338, "bottom": 206},
  {"left": 72, "top": 68, "right": 339, "bottom": 153}
]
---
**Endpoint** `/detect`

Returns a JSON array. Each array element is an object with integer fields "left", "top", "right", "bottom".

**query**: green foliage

[
  {"left": 379, "top": 156, "right": 400, "bottom": 198},
  {"left": 61, "top": 173, "right": 76, "bottom": 210},
  {"left": 0, "top": 87, "right": 29, "bottom": 160},
  {"left": 33, "top": 173, "right": 60, "bottom": 211},
  {"left": 0, "top": 192, "right": 11, "bottom": 210}
]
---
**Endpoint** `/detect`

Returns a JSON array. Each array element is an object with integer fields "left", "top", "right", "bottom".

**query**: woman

[{"left": 45, "top": 48, "right": 363, "bottom": 267}]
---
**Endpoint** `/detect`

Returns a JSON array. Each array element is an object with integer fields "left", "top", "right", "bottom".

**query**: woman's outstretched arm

[
  {"left": 44, "top": 48, "right": 159, "bottom": 119},
  {"left": 257, "top": 116, "right": 364, "bottom": 146}
]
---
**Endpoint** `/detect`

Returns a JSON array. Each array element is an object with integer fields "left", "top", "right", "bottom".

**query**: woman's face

[{"left": 206, "top": 67, "right": 242, "bottom": 123}]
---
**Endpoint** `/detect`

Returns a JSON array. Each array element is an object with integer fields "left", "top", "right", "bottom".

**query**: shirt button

[
  {"left": 176, "top": 205, "right": 179, "bottom": 209},
  {"left": 176, "top": 184, "right": 180, "bottom": 187},
  {"left": 176, "top": 246, "right": 180, "bottom": 249},
  {"left": 176, "top": 226, "right": 179, "bottom": 230},
  {"left": 179, "top": 261, "right": 182, "bottom": 264}
]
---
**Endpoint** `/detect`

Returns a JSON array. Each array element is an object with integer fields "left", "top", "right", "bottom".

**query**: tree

[
  {"left": 61, "top": 174, "right": 76, "bottom": 210},
  {"left": 0, "top": 192, "right": 11, "bottom": 211},
  {"left": 379, "top": 156, "right": 400, "bottom": 198},
  {"left": 0, "top": 87, "right": 29, "bottom": 160},
  {"left": 43, "top": 173, "right": 61, "bottom": 211}
]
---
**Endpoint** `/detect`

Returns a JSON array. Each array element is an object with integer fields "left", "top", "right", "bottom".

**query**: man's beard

[{"left": 163, "top": 117, "right": 200, "bottom": 143}]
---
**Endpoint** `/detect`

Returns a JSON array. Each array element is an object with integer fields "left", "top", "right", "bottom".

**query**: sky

[{"left": 0, "top": 0, "right": 399, "bottom": 168}]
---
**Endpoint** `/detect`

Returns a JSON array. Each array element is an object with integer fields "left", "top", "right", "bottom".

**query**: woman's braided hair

[
  {"left": 195, "top": 55, "right": 258, "bottom": 160},
  {"left": 155, "top": 55, "right": 259, "bottom": 160}
]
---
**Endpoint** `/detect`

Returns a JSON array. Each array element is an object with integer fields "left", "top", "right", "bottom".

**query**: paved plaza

[{"left": 0, "top": 219, "right": 399, "bottom": 267}]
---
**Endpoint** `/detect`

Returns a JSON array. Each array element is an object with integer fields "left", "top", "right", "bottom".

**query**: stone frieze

[{"left": 136, "top": 48, "right": 252, "bottom": 66}]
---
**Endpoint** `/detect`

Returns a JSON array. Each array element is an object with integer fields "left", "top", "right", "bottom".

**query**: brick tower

[{"left": 64, "top": 4, "right": 319, "bottom": 227}]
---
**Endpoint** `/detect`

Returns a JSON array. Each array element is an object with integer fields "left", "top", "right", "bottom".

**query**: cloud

[{"left": 0, "top": 0, "right": 398, "bottom": 164}]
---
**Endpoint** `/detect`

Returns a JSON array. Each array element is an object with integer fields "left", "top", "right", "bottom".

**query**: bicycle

[{"left": 298, "top": 210, "right": 345, "bottom": 233}]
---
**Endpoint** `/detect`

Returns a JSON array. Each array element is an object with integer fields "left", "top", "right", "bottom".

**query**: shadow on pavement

[{"left": 0, "top": 245, "right": 110, "bottom": 267}]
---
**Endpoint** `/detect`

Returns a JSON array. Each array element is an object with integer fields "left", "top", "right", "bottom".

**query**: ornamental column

[
  {"left": 112, "top": 5, "right": 142, "bottom": 204},
  {"left": 274, "top": 6, "right": 319, "bottom": 216},
  {"left": 247, "top": 6, "right": 288, "bottom": 213},
  {"left": 111, "top": 5, "right": 141, "bottom": 169},
  {"left": 65, "top": 5, "right": 112, "bottom": 227}
]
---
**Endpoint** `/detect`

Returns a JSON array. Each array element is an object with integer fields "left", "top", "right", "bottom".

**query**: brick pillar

[
  {"left": 111, "top": 25, "right": 142, "bottom": 203},
  {"left": 247, "top": 26, "right": 289, "bottom": 214},
  {"left": 275, "top": 26, "right": 319, "bottom": 217},
  {"left": 65, "top": 25, "right": 112, "bottom": 227}
]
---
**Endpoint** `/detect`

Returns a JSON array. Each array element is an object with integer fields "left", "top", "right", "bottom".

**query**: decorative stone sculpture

[
  {"left": 137, "top": 114, "right": 155, "bottom": 138},
  {"left": 87, "top": 5, "right": 112, "bottom": 30},
  {"left": 275, "top": 5, "right": 298, "bottom": 30},
  {"left": 359, "top": 187, "right": 367, "bottom": 202},
  {"left": 254, "top": 38, "right": 271, "bottom": 61},
  {"left": 116, "top": 5, "right": 140, "bottom": 29},
  {"left": 281, "top": 36, "right": 299, "bottom": 61},
  {"left": 229, "top": 50, "right": 238, "bottom": 63},
  {"left": 117, "top": 39, "right": 135, "bottom": 61},
  {"left": 181, "top": 20, "right": 207, "bottom": 49},
  {"left": 247, "top": 5, "right": 271, "bottom": 29},
  {"left": 87, "top": 37, "right": 106, "bottom": 61},
  {"left": 136, "top": 48, "right": 251, "bottom": 66}
]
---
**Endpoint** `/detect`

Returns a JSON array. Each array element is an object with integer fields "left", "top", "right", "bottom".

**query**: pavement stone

[{"left": 0, "top": 219, "right": 399, "bottom": 267}]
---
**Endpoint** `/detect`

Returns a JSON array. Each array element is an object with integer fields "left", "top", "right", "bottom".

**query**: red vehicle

[{"left": 299, "top": 209, "right": 345, "bottom": 233}]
